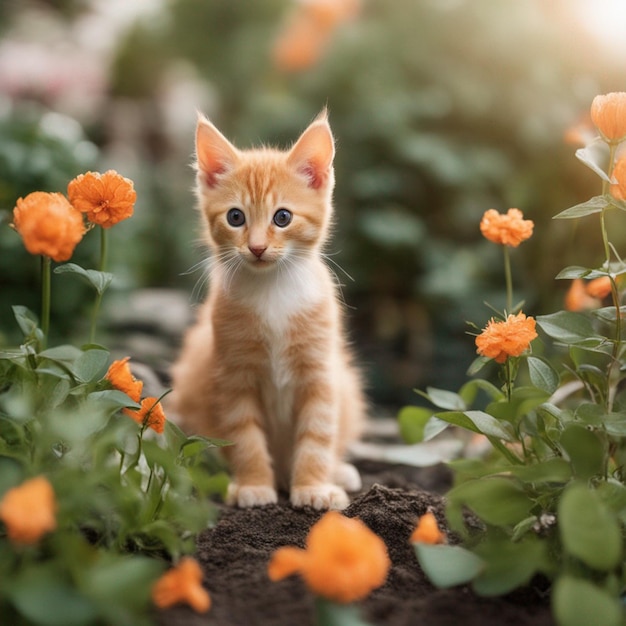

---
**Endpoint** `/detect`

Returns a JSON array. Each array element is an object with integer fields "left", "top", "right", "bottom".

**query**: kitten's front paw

[
  {"left": 290, "top": 484, "right": 349, "bottom": 510},
  {"left": 334, "top": 462, "right": 362, "bottom": 492},
  {"left": 227, "top": 484, "right": 278, "bottom": 508}
]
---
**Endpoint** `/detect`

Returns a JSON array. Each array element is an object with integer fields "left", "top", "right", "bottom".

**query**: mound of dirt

[{"left": 156, "top": 463, "right": 554, "bottom": 626}]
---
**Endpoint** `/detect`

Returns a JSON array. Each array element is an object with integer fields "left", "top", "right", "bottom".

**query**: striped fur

[{"left": 170, "top": 112, "right": 365, "bottom": 510}]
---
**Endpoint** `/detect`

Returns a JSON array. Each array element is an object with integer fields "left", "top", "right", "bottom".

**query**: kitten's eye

[
  {"left": 226, "top": 208, "right": 245, "bottom": 227},
  {"left": 273, "top": 208, "right": 293, "bottom": 228}
]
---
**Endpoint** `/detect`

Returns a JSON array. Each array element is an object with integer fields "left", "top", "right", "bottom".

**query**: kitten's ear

[
  {"left": 195, "top": 114, "right": 238, "bottom": 188},
  {"left": 287, "top": 111, "right": 335, "bottom": 190}
]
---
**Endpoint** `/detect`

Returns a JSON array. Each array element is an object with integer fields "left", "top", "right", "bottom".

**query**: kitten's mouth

[{"left": 246, "top": 256, "right": 275, "bottom": 269}]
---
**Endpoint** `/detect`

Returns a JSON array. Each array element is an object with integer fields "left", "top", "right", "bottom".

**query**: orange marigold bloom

[
  {"left": 124, "top": 397, "right": 166, "bottom": 434},
  {"left": 565, "top": 279, "right": 601, "bottom": 312},
  {"left": 68, "top": 170, "right": 136, "bottom": 228},
  {"left": 12, "top": 192, "right": 85, "bottom": 262},
  {"left": 475, "top": 312, "right": 538, "bottom": 364},
  {"left": 410, "top": 511, "right": 446, "bottom": 545},
  {"left": 480, "top": 208, "right": 534, "bottom": 247},
  {"left": 585, "top": 276, "right": 613, "bottom": 299},
  {"left": 105, "top": 357, "right": 143, "bottom": 403},
  {"left": 268, "top": 511, "right": 390, "bottom": 604},
  {"left": 273, "top": 0, "right": 359, "bottom": 72},
  {"left": 610, "top": 156, "right": 626, "bottom": 201},
  {"left": 590, "top": 92, "right": 626, "bottom": 142},
  {"left": 0, "top": 476, "right": 57, "bottom": 545},
  {"left": 152, "top": 557, "right": 211, "bottom": 613}
]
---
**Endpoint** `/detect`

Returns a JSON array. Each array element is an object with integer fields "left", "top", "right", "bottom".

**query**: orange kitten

[{"left": 170, "top": 111, "right": 366, "bottom": 510}]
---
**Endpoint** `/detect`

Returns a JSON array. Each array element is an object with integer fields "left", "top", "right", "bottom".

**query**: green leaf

[
  {"left": 459, "top": 379, "right": 505, "bottom": 405},
  {"left": 82, "top": 554, "right": 163, "bottom": 612},
  {"left": 472, "top": 537, "right": 547, "bottom": 596},
  {"left": 422, "top": 416, "right": 452, "bottom": 442},
  {"left": 559, "top": 483, "right": 622, "bottom": 571},
  {"left": 466, "top": 355, "right": 491, "bottom": 376},
  {"left": 54, "top": 263, "right": 114, "bottom": 295},
  {"left": 554, "top": 265, "right": 595, "bottom": 280},
  {"left": 553, "top": 194, "right": 608, "bottom": 219},
  {"left": 72, "top": 349, "right": 110, "bottom": 383},
  {"left": 12, "top": 305, "right": 39, "bottom": 337},
  {"left": 39, "top": 345, "right": 84, "bottom": 363},
  {"left": 398, "top": 406, "right": 433, "bottom": 443},
  {"left": 10, "top": 566, "right": 97, "bottom": 626},
  {"left": 87, "top": 390, "right": 141, "bottom": 412},
  {"left": 414, "top": 544, "right": 485, "bottom": 588},
  {"left": 315, "top": 597, "right": 374, "bottom": 626},
  {"left": 527, "top": 356, "right": 559, "bottom": 394},
  {"left": 506, "top": 458, "right": 571, "bottom": 483},
  {"left": 553, "top": 576, "right": 622, "bottom": 626},
  {"left": 417, "top": 387, "right": 466, "bottom": 410},
  {"left": 179, "top": 435, "right": 232, "bottom": 457},
  {"left": 574, "top": 143, "right": 611, "bottom": 183},
  {"left": 536, "top": 311, "right": 597, "bottom": 344},
  {"left": 560, "top": 424, "right": 604, "bottom": 480},
  {"left": 435, "top": 410, "right": 516, "bottom": 442},
  {"left": 448, "top": 476, "right": 531, "bottom": 526}
]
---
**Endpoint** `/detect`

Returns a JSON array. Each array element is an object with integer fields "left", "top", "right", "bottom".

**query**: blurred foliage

[
  {"left": 3, "top": 0, "right": 626, "bottom": 407},
  {"left": 0, "top": 104, "right": 99, "bottom": 345}
]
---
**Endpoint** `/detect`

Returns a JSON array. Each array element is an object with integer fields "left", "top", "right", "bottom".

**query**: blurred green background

[{"left": 1, "top": 0, "right": 625, "bottom": 410}]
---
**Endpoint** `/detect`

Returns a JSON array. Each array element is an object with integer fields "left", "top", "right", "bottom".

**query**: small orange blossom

[
  {"left": 124, "top": 397, "right": 166, "bottom": 434},
  {"left": 590, "top": 92, "right": 626, "bottom": 142},
  {"left": 152, "top": 557, "right": 211, "bottom": 613},
  {"left": 475, "top": 312, "right": 538, "bottom": 363},
  {"left": 480, "top": 208, "right": 534, "bottom": 247},
  {"left": 12, "top": 191, "right": 85, "bottom": 262},
  {"left": 0, "top": 476, "right": 57, "bottom": 545},
  {"left": 410, "top": 511, "right": 446, "bottom": 545},
  {"left": 105, "top": 357, "right": 143, "bottom": 403},
  {"left": 565, "top": 279, "right": 601, "bottom": 312},
  {"left": 68, "top": 170, "right": 136, "bottom": 228},
  {"left": 585, "top": 276, "right": 613, "bottom": 299},
  {"left": 268, "top": 511, "right": 390, "bottom": 604}
]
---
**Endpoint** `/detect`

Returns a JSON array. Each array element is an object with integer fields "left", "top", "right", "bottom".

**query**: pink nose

[{"left": 248, "top": 246, "right": 267, "bottom": 259}]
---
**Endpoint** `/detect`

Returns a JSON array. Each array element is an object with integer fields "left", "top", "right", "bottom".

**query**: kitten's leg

[
  {"left": 334, "top": 462, "right": 362, "bottom": 492},
  {"left": 221, "top": 400, "right": 277, "bottom": 507},
  {"left": 290, "top": 387, "right": 349, "bottom": 510}
]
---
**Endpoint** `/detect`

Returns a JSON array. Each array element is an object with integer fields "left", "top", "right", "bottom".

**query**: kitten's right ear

[{"left": 195, "top": 114, "right": 238, "bottom": 188}]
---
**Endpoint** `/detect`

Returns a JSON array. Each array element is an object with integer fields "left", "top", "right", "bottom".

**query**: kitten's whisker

[{"left": 321, "top": 252, "right": 354, "bottom": 283}]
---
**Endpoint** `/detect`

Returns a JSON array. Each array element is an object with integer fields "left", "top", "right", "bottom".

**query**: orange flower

[
  {"left": 610, "top": 155, "right": 626, "bottom": 201},
  {"left": 0, "top": 476, "right": 57, "bottom": 545},
  {"left": 268, "top": 511, "right": 390, "bottom": 604},
  {"left": 68, "top": 170, "right": 136, "bottom": 228},
  {"left": 475, "top": 312, "right": 538, "bottom": 363},
  {"left": 105, "top": 357, "right": 143, "bottom": 403},
  {"left": 480, "top": 208, "right": 534, "bottom": 247},
  {"left": 124, "top": 397, "right": 166, "bottom": 434},
  {"left": 12, "top": 192, "right": 85, "bottom": 262},
  {"left": 273, "top": 0, "right": 360, "bottom": 72},
  {"left": 410, "top": 511, "right": 446, "bottom": 545},
  {"left": 565, "top": 279, "right": 601, "bottom": 312},
  {"left": 590, "top": 92, "right": 626, "bottom": 142},
  {"left": 152, "top": 557, "right": 211, "bottom": 613},
  {"left": 585, "top": 276, "right": 613, "bottom": 299}
]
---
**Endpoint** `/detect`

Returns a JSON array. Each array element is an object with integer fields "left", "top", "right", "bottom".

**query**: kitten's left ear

[{"left": 287, "top": 111, "right": 335, "bottom": 190}]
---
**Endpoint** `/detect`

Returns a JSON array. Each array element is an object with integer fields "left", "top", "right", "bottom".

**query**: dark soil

[{"left": 156, "top": 461, "right": 555, "bottom": 626}]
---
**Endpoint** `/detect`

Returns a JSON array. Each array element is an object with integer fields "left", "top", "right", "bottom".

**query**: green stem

[
  {"left": 600, "top": 143, "right": 622, "bottom": 413},
  {"left": 41, "top": 256, "right": 51, "bottom": 348},
  {"left": 89, "top": 227, "right": 108, "bottom": 344},
  {"left": 503, "top": 245, "right": 513, "bottom": 314}
]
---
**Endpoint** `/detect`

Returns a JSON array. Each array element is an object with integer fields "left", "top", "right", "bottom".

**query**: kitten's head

[{"left": 194, "top": 111, "right": 335, "bottom": 274}]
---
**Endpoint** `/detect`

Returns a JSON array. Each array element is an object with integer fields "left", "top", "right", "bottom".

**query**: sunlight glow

[{"left": 576, "top": 0, "right": 626, "bottom": 53}]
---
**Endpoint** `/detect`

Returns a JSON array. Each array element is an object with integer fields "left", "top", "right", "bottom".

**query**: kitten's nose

[{"left": 248, "top": 245, "right": 267, "bottom": 259}]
